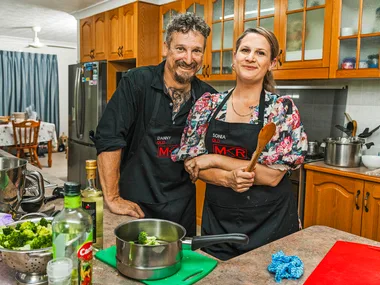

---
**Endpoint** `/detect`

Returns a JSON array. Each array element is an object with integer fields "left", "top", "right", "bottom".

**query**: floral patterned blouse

[{"left": 171, "top": 89, "right": 308, "bottom": 171}]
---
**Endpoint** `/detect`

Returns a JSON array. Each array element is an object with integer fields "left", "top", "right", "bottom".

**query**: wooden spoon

[
  {"left": 245, "top": 122, "right": 276, "bottom": 172},
  {"left": 352, "top": 120, "right": 357, "bottom": 137}
]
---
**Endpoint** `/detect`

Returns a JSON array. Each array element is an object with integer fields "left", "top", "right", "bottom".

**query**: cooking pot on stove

[
  {"left": 307, "top": 141, "right": 322, "bottom": 156},
  {"left": 323, "top": 137, "right": 374, "bottom": 168},
  {"left": 115, "top": 219, "right": 248, "bottom": 280},
  {"left": 0, "top": 157, "right": 45, "bottom": 214}
]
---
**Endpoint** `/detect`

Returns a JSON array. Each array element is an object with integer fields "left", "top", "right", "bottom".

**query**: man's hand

[
  {"left": 185, "top": 155, "right": 214, "bottom": 182},
  {"left": 106, "top": 196, "right": 145, "bottom": 218},
  {"left": 225, "top": 167, "right": 255, "bottom": 193},
  {"left": 98, "top": 150, "right": 145, "bottom": 218}
]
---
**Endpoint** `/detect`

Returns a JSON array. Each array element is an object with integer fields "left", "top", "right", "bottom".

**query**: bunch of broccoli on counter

[
  {"left": 0, "top": 218, "right": 52, "bottom": 250},
  {"left": 137, "top": 231, "right": 160, "bottom": 245}
]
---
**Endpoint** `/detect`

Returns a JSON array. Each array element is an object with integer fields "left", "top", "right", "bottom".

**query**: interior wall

[{"left": 0, "top": 36, "right": 78, "bottom": 137}]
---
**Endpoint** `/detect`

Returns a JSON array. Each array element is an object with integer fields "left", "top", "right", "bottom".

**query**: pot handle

[
  {"left": 364, "top": 142, "right": 375, "bottom": 149},
  {"left": 21, "top": 170, "right": 45, "bottom": 204},
  {"left": 185, "top": 233, "right": 249, "bottom": 251}
]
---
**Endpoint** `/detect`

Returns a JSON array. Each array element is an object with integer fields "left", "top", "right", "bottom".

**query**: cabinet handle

[
  {"left": 364, "top": 192, "right": 370, "bottom": 212},
  {"left": 201, "top": 65, "right": 206, "bottom": 77},
  {"left": 206, "top": 64, "right": 210, "bottom": 77},
  {"left": 117, "top": 46, "right": 121, "bottom": 57},
  {"left": 120, "top": 45, "right": 123, "bottom": 57},
  {"left": 90, "top": 49, "right": 95, "bottom": 59},
  {"left": 355, "top": 190, "right": 361, "bottom": 210},
  {"left": 278, "top": 49, "right": 283, "bottom": 66}
]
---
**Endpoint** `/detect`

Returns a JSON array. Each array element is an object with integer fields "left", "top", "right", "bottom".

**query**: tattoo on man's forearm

[{"left": 167, "top": 87, "right": 191, "bottom": 119}]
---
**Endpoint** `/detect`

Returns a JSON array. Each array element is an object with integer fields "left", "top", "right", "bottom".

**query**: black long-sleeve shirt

[{"left": 95, "top": 61, "right": 217, "bottom": 165}]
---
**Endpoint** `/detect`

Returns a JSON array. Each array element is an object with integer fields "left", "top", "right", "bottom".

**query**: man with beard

[{"left": 94, "top": 13, "right": 216, "bottom": 236}]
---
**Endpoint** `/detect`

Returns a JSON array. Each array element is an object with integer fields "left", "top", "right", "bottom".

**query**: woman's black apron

[
  {"left": 119, "top": 92, "right": 196, "bottom": 236},
  {"left": 202, "top": 90, "right": 299, "bottom": 260}
]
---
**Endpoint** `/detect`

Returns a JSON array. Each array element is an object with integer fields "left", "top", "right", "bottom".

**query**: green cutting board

[{"left": 95, "top": 244, "right": 217, "bottom": 285}]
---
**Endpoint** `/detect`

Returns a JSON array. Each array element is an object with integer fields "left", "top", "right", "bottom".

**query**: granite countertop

[
  {"left": 94, "top": 224, "right": 380, "bottom": 285},
  {"left": 304, "top": 160, "right": 380, "bottom": 183}
]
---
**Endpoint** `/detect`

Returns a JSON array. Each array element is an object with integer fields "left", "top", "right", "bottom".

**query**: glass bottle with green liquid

[{"left": 52, "top": 182, "right": 93, "bottom": 285}]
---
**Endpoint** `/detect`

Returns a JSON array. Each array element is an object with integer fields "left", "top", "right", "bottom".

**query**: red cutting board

[{"left": 304, "top": 241, "right": 380, "bottom": 285}]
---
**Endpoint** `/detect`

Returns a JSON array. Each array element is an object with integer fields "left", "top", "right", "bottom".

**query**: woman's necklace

[{"left": 231, "top": 92, "right": 254, "bottom": 117}]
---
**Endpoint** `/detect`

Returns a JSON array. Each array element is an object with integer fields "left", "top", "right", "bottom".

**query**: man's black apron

[
  {"left": 119, "top": 92, "right": 196, "bottom": 236},
  {"left": 202, "top": 90, "right": 299, "bottom": 260}
]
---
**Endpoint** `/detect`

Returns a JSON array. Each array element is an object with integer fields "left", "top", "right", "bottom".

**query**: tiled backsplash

[
  {"left": 209, "top": 79, "right": 380, "bottom": 154},
  {"left": 345, "top": 80, "right": 380, "bottom": 155}
]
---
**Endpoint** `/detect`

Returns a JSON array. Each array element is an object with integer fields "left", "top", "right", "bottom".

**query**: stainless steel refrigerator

[{"left": 68, "top": 61, "right": 107, "bottom": 187}]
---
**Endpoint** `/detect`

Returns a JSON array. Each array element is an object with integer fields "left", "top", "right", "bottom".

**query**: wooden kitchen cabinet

[
  {"left": 330, "top": 0, "right": 380, "bottom": 78},
  {"left": 106, "top": 2, "right": 159, "bottom": 63},
  {"left": 361, "top": 181, "right": 380, "bottom": 241},
  {"left": 80, "top": 13, "right": 106, "bottom": 62},
  {"left": 304, "top": 169, "right": 380, "bottom": 242},
  {"left": 272, "top": 0, "right": 333, "bottom": 79},
  {"left": 204, "top": 0, "right": 240, "bottom": 80},
  {"left": 106, "top": 3, "right": 137, "bottom": 60},
  {"left": 304, "top": 171, "right": 364, "bottom": 236},
  {"left": 105, "top": 2, "right": 160, "bottom": 99}
]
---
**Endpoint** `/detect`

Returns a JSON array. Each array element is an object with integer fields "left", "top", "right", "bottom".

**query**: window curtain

[{"left": 0, "top": 50, "right": 60, "bottom": 135}]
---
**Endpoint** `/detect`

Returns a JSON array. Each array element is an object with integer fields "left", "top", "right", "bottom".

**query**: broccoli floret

[
  {"left": 2, "top": 227, "right": 14, "bottom": 236},
  {"left": 39, "top": 218, "right": 49, "bottom": 227},
  {"left": 23, "top": 229, "right": 35, "bottom": 239},
  {"left": 0, "top": 220, "right": 52, "bottom": 250},
  {"left": 30, "top": 235, "right": 52, "bottom": 249},
  {"left": 37, "top": 225, "right": 52, "bottom": 237},
  {"left": 7, "top": 231, "right": 28, "bottom": 249},
  {"left": 138, "top": 231, "right": 148, "bottom": 244},
  {"left": 19, "top": 221, "right": 37, "bottom": 233},
  {"left": 137, "top": 231, "right": 160, "bottom": 245},
  {"left": 146, "top": 236, "right": 159, "bottom": 245}
]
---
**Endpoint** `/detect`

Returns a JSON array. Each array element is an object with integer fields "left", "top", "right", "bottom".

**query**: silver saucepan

[
  {"left": 115, "top": 219, "right": 249, "bottom": 280},
  {"left": 0, "top": 157, "right": 45, "bottom": 214},
  {"left": 323, "top": 137, "right": 374, "bottom": 167}
]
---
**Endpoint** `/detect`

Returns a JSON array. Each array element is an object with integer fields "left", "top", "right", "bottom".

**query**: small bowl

[{"left": 362, "top": 155, "right": 380, "bottom": 169}]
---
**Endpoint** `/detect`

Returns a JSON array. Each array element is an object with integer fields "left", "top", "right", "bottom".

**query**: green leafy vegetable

[
  {"left": 0, "top": 219, "right": 52, "bottom": 250},
  {"left": 137, "top": 231, "right": 160, "bottom": 245}
]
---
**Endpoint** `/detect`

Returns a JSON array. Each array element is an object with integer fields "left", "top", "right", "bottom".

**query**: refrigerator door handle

[
  {"left": 74, "top": 67, "right": 80, "bottom": 139},
  {"left": 79, "top": 76, "right": 85, "bottom": 139},
  {"left": 74, "top": 67, "right": 85, "bottom": 139}
]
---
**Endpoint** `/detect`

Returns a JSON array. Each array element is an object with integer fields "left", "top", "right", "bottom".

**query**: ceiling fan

[{"left": 26, "top": 26, "right": 76, "bottom": 50}]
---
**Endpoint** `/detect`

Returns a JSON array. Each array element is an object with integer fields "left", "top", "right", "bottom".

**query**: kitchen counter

[
  {"left": 304, "top": 160, "right": 380, "bottom": 183},
  {"left": 2, "top": 210, "right": 380, "bottom": 285},
  {"left": 96, "top": 225, "right": 380, "bottom": 285},
  {"left": 2, "top": 149, "right": 380, "bottom": 284}
]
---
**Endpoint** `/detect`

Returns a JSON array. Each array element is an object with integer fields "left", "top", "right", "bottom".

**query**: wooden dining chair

[{"left": 10, "top": 120, "right": 42, "bottom": 168}]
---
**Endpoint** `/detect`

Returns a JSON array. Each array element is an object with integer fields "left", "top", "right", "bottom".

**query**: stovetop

[{"left": 304, "top": 154, "right": 324, "bottom": 164}]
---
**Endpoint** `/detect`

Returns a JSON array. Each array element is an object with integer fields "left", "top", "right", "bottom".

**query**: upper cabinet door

[
  {"left": 208, "top": 0, "right": 240, "bottom": 80},
  {"left": 160, "top": 1, "right": 183, "bottom": 60},
  {"left": 106, "top": 8, "right": 122, "bottom": 60},
  {"left": 241, "top": 0, "right": 279, "bottom": 34},
  {"left": 93, "top": 13, "right": 106, "bottom": 60},
  {"left": 278, "top": 0, "right": 332, "bottom": 70},
  {"left": 120, "top": 3, "right": 137, "bottom": 59},
  {"left": 330, "top": 0, "right": 380, "bottom": 78},
  {"left": 80, "top": 17, "right": 93, "bottom": 62},
  {"left": 184, "top": 0, "right": 208, "bottom": 78},
  {"left": 240, "top": 0, "right": 281, "bottom": 69}
]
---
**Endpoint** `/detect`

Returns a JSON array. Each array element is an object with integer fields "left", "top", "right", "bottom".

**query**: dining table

[{"left": 0, "top": 120, "right": 57, "bottom": 167}]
